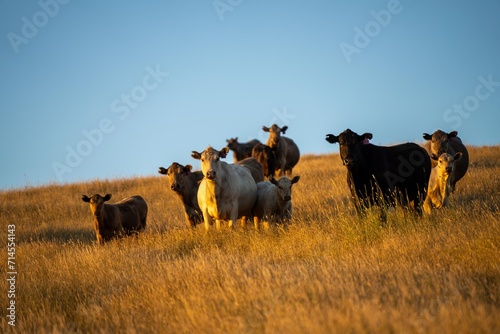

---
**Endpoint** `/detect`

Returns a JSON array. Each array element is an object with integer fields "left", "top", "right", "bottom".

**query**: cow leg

[
  {"left": 240, "top": 216, "right": 247, "bottom": 228},
  {"left": 215, "top": 219, "right": 222, "bottom": 229},
  {"left": 253, "top": 216, "right": 260, "bottom": 230},
  {"left": 413, "top": 196, "right": 424, "bottom": 216},
  {"left": 423, "top": 196, "right": 432, "bottom": 215},
  {"left": 202, "top": 209, "right": 213, "bottom": 230},
  {"left": 228, "top": 206, "right": 239, "bottom": 228}
]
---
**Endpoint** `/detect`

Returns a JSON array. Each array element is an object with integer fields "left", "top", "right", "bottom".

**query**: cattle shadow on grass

[{"left": 19, "top": 228, "right": 96, "bottom": 245}]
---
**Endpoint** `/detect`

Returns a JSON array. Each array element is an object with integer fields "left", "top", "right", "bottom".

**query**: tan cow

[
  {"left": 226, "top": 137, "right": 260, "bottom": 162},
  {"left": 423, "top": 152, "right": 462, "bottom": 214},
  {"left": 158, "top": 163, "right": 204, "bottom": 227},
  {"left": 82, "top": 194, "right": 147, "bottom": 244},
  {"left": 423, "top": 130, "right": 469, "bottom": 192},
  {"left": 253, "top": 176, "right": 300, "bottom": 229},
  {"left": 191, "top": 146, "right": 257, "bottom": 230},
  {"left": 262, "top": 124, "right": 300, "bottom": 177}
]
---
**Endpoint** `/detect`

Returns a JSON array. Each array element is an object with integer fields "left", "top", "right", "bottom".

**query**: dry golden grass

[{"left": 1, "top": 146, "right": 499, "bottom": 333}]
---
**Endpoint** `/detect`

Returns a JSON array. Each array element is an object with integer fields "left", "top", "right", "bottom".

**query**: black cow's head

[{"left": 325, "top": 129, "right": 372, "bottom": 167}]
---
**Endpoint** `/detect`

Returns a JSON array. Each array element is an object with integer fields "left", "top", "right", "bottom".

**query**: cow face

[
  {"left": 432, "top": 152, "right": 462, "bottom": 177},
  {"left": 82, "top": 194, "right": 112, "bottom": 216},
  {"left": 226, "top": 138, "right": 239, "bottom": 151},
  {"left": 191, "top": 147, "right": 229, "bottom": 181},
  {"left": 423, "top": 130, "right": 458, "bottom": 156},
  {"left": 159, "top": 163, "right": 192, "bottom": 193},
  {"left": 325, "top": 129, "right": 372, "bottom": 167},
  {"left": 263, "top": 124, "right": 288, "bottom": 150},
  {"left": 271, "top": 176, "right": 300, "bottom": 201}
]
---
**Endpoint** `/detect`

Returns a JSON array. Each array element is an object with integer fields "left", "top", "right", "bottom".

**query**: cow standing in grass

[
  {"left": 226, "top": 137, "right": 260, "bottom": 162},
  {"left": 326, "top": 129, "right": 431, "bottom": 221},
  {"left": 423, "top": 152, "right": 462, "bottom": 214},
  {"left": 251, "top": 143, "right": 276, "bottom": 178},
  {"left": 158, "top": 163, "right": 204, "bottom": 228},
  {"left": 82, "top": 194, "right": 147, "bottom": 244},
  {"left": 191, "top": 146, "right": 257, "bottom": 230},
  {"left": 253, "top": 176, "right": 300, "bottom": 229},
  {"left": 423, "top": 130, "right": 469, "bottom": 192},
  {"left": 262, "top": 124, "right": 300, "bottom": 177}
]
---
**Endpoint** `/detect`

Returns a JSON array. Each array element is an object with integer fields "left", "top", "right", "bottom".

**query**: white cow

[
  {"left": 191, "top": 146, "right": 257, "bottom": 230},
  {"left": 423, "top": 152, "right": 462, "bottom": 214},
  {"left": 253, "top": 176, "right": 300, "bottom": 229}
]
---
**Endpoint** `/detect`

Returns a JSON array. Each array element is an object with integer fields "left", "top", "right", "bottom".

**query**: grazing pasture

[{"left": 1, "top": 146, "right": 499, "bottom": 333}]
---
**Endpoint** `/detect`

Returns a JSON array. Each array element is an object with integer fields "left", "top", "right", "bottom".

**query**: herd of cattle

[{"left": 82, "top": 125, "right": 469, "bottom": 244}]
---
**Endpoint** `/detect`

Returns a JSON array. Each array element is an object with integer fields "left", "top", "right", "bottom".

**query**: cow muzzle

[
  {"left": 206, "top": 170, "right": 217, "bottom": 180},
  {"left": 284, "top": 195, "right": 291, "bottom": 201},
  {"left": 445, "top": 167, "right": 453, "bottom": 174},
  {"left": 171, "top": 183, "right": 180, "bottom": 192}
]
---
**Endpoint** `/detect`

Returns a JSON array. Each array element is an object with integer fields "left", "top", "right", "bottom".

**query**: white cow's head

[
  {"left": 432, "top": 152, "right": 462, "bottom": 178},
  {"left": 271, "top": 176, "right": 300, "bottom": 202},
  {"left": 191, "top": 146, "right": 229, "bottom": 181}
]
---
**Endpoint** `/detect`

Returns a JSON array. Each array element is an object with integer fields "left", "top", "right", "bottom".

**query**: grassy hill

[{"left": 1, "top": 146, "right": 499, "bottom": 333}]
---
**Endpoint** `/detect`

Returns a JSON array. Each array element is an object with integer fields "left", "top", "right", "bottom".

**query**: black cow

[{"left": 326, "top": 129, "right": 431, "bottom": 221}]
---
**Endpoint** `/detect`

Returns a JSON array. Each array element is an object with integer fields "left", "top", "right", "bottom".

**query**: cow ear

[
  {"left": 448, "top": 131, "right": 458, "bottom": 138},
  {"left": 82, "top": 195, "right": 90, "bottom": 202},
  {"left": 270, "top": 178, "right": 278, "bottom": 185},
  {"left": 158, "top": 167, "right": 168, "bottom": 175},
  {"left": 325, "top": 134, "right": 339, "bottom": 144},
  {"left": 262, "top": 126, "right": 270, "bottom": 132},
  {"left": 220, "top": 147, "right": 229, "bottom": 158},
  {"left": 103, "top": 194, "right": 112, "bottom": 202},
  {"left": 423, "top": 133, "right": 432, "bottom": 141},
  {"left": 453, "top": 152, "right": 463, "bottom": 161},
  {"left": 191, "top": 151, "right": 202, "bottom": 160},
  {"left": 362, "top": 133, "right": 373, "bottom": 140},
  {"left": 291, "top": 176, "right": 300, "bottom": 184},
  {"left": 184, "top": 165, "right": 193, "bottom": 174},
  {"left": 431, "top": 154, "right": 439, "bottom": 161},
  {"left": 281, "top": 126, "right": 288, "bottom": 134}
]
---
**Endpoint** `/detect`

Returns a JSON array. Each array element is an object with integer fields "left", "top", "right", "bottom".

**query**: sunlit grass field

[{"left": 1, "top": 146, "right": 499, "bottom": 333}]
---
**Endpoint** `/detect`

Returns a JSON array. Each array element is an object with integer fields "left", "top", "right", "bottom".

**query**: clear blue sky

[{"left": 1, "top": 0, "right": 499, "bottom": 190}]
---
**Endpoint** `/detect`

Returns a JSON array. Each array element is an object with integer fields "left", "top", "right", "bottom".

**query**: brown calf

[
  {"left": 82, "top": 194, "right": 147, "bottom": 244},
  {"left": 158, "top": 163, "right": 204, "bottom": 227}
]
